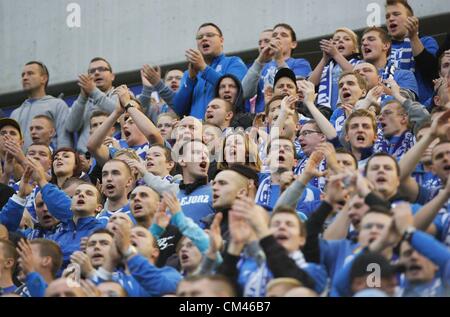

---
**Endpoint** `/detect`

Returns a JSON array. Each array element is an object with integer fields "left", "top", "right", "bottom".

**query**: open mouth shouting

[
  {"left": 104, "top": 183, "right": 116, "bottom": 195},
  {"left": 180, "top": 252, "right": 190, "bottom": 264},
  {"left": 337, "top": 44, "right": 346, "bottom": 53},
  {"left": 199, "top": 161, "right": 208, "bottom": 172},
  {"left": 274, "top": 232, "right": 289, "bottom": 245},
  {"left": 123, "top": 130, "right": 131, "bottom": 140},
  {"left": 406, "top": 264, "right": 422, "bottom": 275},
  {"left": 355, "top": 134, "right": 367, "bottom": 145},
  {"left": 375, "top": 175, "right": 388, "bottom": 186},
  {"left": 388, "top": 23, "right": 398, "bottom": 34},
  {"left": 91, "top": 252, "right": 105, "bottom": 265},
  {"left": 342, "top": 91, "right": 352, "bottom": 101},
  {"left": 133, "top": 203, "right": 144, "bottom": 216},
  {"left": 222, "top": 94, "right": 233, "bottom": 102}
]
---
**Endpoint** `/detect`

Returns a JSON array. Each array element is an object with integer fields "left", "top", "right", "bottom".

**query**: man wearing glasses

[
  {"left": 10, "top": 61, "right": 72, "bottom": 151},
  {"left": 66, "top": 57, "right": 119, "bottom": 154},
  {"left": 172, "top": 23, "right": 247, "bottom": 119}
]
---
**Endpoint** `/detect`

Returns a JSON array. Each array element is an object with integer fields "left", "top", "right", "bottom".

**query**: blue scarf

[
  {"left": 390, "top": 38, "right": 415, "bottom": 72},
  {"left": 317, "top": 57, "right": 361, "bottom": 111},
  {"left": 294, "top": 157, "right": 327, "bottom": 191},
  {"left": 255, "top": 175, "right": 276, "bottom": 207},
  {"left": 241, "top": 250, "right": 307, "bottom": 297},
  {"left": 373, "top": 130, "right": 416, "bottom": 160}
]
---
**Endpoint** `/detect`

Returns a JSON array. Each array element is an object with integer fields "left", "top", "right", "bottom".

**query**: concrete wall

[{"left": 1, "top": 0, "right": 448, "bottom": 94}]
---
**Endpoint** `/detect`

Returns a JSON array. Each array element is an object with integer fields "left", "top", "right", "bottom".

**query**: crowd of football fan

[{"left": 0, "top": 0, "right": 450, "bottom": 297}]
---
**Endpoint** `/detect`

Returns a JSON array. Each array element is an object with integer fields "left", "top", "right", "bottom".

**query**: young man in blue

[
  {"left": 87, "top": 85, "right": 163, "bottom": 166},
  {"left": 385, "top": 0, "right": 439, "bottom": 104},
  {"left": 361, "top": 27, "right": 419, "bottom": 100},
  {"left": 225, "top": 198, "right": 327, "bottom": 297},
  {"left": 172, "top": 23, "right": 247, "bottom": 119},
  {"left": 176, "top": 140, "right": 214, "bottom": 227},
  {"left": 242, "top": 23, "right": 312, "bottom": 113},
  {"left": 255, "top": 137, "right": 321, "bottom": 211},
  {"left": 15, "top": 238, "right": 63, "bottom": 297},
  {"left": 85, "top": 220, "right": 182, "bottom": 297},
  {"left": 95, "top": 159, "right": 135, "bottom": 224},
  {"left": 0, "top": 239, "right": 18, "bottom": 295},
  {"left": 25, "top": 159, "right": 105, "bottom": 268}
]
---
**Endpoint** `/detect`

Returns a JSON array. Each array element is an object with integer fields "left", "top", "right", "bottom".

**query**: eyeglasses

[
  {"left": 298, "top": 130, "right": 321, "bottom": 137},
  {"left": 196, "top": 33, "right": 220, "bottom": 40},
  {"left": 88, "top": 66, "right": 111, "bottom": 75}
]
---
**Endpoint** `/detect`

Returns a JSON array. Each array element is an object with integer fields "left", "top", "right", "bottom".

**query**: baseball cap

[
  {"left": 0, "top": 118, "right": 23, "bottom": 139},
  {"left": 273, "top": 68, "right": 297, "bottom": 90}
]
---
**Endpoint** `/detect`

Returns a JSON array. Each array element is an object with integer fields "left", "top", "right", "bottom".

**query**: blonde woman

[{"left": 309, "top": 27, "right": 362, "bottom": 111}]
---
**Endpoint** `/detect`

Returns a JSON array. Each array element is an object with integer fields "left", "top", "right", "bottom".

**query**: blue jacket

[
  {"left": 319, "top": 238, "right": 361, "bottom": 283},
  {"left": 0, "top": 195, "right": 27, "bottom": 232},
  {"left": 172, "top": 53, "right": 247, "bottom": 119},
  {"left": 177, "top": 184, "right": 214, "bottom": 228},
  {"left": 41, "top": 183, "right": 105, "bottom": 267},
  {"left": 25, "top": 272, "right": 48, "bottom": 297}
]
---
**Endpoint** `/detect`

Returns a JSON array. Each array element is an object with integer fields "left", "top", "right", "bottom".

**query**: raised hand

[
  {"left": 18, "top": 165, "right": 34, "bottom": 198},
  {"left": 27, "top": 157, "right": 48, "bottom": 188},
  {"left": 142, "top": 64, "right": 162, "bottom": 86},
  {"left": 365, "top": 85, "right": 384, "bottom": 103},
  {"left": 206, "top": 212, "right": 223, "bottom": 257},
  {"left": 185, "top": 49, "right": 207, "bottom": 72},
  {"left": 230, "top": 197, "right": 270, "bottom": 239},
  {"left": 70, "top": 251, "right": 95, "bottom": 278},
  {"left": 17, "top": 239, "right": 36, "bottom": 276},
  {"left": 405, "top": 16, "right": 420, "bottom": 39},
  {"left": 315, "top": 142, "right": 339, "bottom": 173},
  {"left": 257, "top": 45, "right": 275, "bottom": 64},
  {"left": 4, "top": 140, "right": 27, "bottom": 167},
  {"left": 113, "top": 85, "right": 131, "bottom": 107},
  {"left": 297, "top": 80, "right": 317, "bottom": 105},
  {"left": 78, "top": 74, "right": 96, "bottom": 96},
  {"left": 430, "top": 109, "right": 450, "bottom": 140},
  {"left": 228, "top": 210, "right": 253, "bottom": 246},
  {"left": 123, "top": 158, "right": 147, "bottom": 178},
  {"left": 162, "top": 192, "right": 182, "bottom": 215},
  {"left": 320, "top": 39, "right": 339, "bottom": 59},
  {"left": 112, "top": 219, "right": 131, "bottom": 257},
  {"left": 392, "top": 202, "right": 414, "bottom": 235},
  {"left": 152, "top": 201, "right": 170, "bottom": 230}
]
